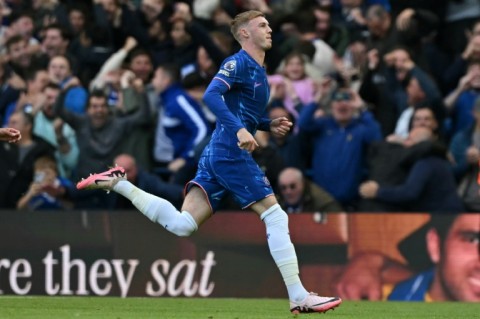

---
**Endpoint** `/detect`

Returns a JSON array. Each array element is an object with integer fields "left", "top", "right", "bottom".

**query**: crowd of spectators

[{"left": 1, "top": 0, "right": 479, "bottom": 212}]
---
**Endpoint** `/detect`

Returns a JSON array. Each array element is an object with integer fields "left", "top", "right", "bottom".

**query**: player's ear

[
  {"left": 240, "top": 27, "right": 249, "bottom": 38},
  {"left": 426, "top": 228, "right": 441, "bottom": 264}
]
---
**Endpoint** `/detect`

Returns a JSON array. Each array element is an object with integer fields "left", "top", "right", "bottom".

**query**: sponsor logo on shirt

[{"left": 219, "top": 70, "right": 230, "bottom": 77}]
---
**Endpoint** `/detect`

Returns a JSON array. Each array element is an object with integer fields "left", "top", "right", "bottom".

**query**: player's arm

[
  {"left": 257, "top": 117, "right": 271, "bottom": 131},
  {"left": 203, "top": 78, "right": 258, "bottom": 152},
  {"left": 203, "top": 77, "right": 244, "bottom": 135}
]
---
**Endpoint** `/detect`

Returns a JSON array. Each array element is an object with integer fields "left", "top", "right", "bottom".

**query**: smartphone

[{"left": 34, "top": 172, "right": 45, "bottom": 183}]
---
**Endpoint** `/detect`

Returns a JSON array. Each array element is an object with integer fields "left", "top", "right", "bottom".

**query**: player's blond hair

[{"left": 230, "top": 10, "right": 265, "bottom": 43}]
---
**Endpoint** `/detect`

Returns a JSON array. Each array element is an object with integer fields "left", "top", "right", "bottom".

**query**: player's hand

[
  {"left": 237, "top": 128, "right": 258, "bottom": 153},
  {"left": 0, "top": 128, "right": 22, "bottom": 143},
  {"left": 270, "top": 117, "right": 292, "bottom": 137}
]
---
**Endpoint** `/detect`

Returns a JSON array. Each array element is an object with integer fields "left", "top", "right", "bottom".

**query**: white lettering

[
  {"left": 43, "top": 251, "right": 60, "bottom": 295},
  {"left": 198, "top": 251, "right": 216, "bottom": 296},
  {"left": 9, "top": 259, "right": 32, "bottom": 295},
  {"left": 111, "top": 259, "right": 139, "bottom": 298},
  {"left": 219, "top": 70, "right": 230, "bottom": 77},
  {"left": 0, "top": 259, "right": 11, "bottom": 294},
  {"left": 60, "top": 245, "right": 88, "bottom": 295},
  {"left": 146, "top": 252, "right": 216, "bottom": 297},
  {"left": 146, "top": 260, "right": 169, "bottom": 296},
  {"left": 89, "top": 260, "right": 112, "bottom": 296},
  {"left": 168, "top": 260, "right": 198, "bottom": 297}
]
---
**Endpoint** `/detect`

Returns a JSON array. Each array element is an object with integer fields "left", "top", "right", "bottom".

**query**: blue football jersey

[{"left": 203, "top": 49, "right": 270, "bottom": 157}]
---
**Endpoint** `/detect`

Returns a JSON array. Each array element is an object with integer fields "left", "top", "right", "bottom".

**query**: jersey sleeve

[
  {"left": 203, "top": 56, "right": 245, "bottom": 134},
  {"left": 257, "top": 117, "right": 271, "bottom": 131}
]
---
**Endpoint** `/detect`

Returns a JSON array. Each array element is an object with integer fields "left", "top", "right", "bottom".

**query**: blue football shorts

[{"left": 186, "top": 153, "right": 274, "bottom": 212}]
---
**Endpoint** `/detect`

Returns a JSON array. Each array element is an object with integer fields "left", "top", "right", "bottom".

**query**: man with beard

[
  {"left": 334, "top": 213, "right": 480, "bottom": 302},
  {"left": 32, "top": 82, "right": 78, "bottom": 178},
  {"left": 56, "top": 85, "right": 149, "bottom": 208}
]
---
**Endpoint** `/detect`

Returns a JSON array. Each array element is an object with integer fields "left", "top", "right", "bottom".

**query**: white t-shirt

[{"left": 394, "top": 106, "right": 414, "bottom": 139}]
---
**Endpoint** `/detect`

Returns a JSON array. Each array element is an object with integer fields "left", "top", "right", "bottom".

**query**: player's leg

[
  {"left": 251, "top": 193, "right": 342, "bottom": 314},
  {"left": 76, "top": 166, "right": 210, "bottom": 237}
]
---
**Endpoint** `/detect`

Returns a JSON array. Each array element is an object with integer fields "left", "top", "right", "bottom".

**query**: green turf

[{"left": 0, "top": 297, "right": 479, "bottom": 319}]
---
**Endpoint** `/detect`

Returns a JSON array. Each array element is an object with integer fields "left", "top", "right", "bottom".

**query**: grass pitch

[{"left": 0, "top": 296, "right": 479, "bottom": 319}]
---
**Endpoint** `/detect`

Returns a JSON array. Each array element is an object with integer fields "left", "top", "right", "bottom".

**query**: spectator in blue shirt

[
  {"left": 151, "top": 63, "right": 211, "bottom": 185},
  {"left": 299, "top": 85, "right": 382, "bottom": 209}
]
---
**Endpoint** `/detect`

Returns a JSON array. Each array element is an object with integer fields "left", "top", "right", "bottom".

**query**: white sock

[
  {"left": 113, "top": 180, "right": 197, "bottom": 237},
  {"left": 261, "top": 204, "right": 308, "bottom": 302}
]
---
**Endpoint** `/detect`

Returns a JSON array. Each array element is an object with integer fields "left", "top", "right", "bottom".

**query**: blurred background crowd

[{"left": 1, "top": 0, "right": 479, "bottom": 213}]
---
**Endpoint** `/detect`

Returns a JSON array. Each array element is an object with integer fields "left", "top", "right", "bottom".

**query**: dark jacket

[
  {"left": 278, "top": 180, "right": 344, "bottom": 213},
  {"left": 0, "top": 136, "right": 55, "bottom": 208},
  {"left": 376, "top": 155, "right": 464, "bottom": 212},
  {"left": 360, "top": 140, "right": 448, "bottom": 212}
]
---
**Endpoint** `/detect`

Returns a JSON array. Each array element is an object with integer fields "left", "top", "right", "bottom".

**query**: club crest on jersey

[{"left": 223, "top": 60, "right": 236, "bottom": 71}]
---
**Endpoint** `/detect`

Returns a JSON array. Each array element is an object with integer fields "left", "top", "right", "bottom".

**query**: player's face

[
  {"left": 246, "top": 16, "right": 272, "bottom": 51},
  {"left": 436, "top": 214, "right": 480, "bottom": 301}
]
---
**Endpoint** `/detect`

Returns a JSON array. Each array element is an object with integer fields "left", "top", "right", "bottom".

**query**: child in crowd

[{"left": 17, "top": 155, "right": 73, "bottom": 211}]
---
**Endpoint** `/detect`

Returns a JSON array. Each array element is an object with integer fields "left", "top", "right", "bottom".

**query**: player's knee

[
  {"left": 172, "top": 225, "right": 197, "bottom": 237},
  {"left": 169, "top": 212, "right": 198, "bottom": 237}
]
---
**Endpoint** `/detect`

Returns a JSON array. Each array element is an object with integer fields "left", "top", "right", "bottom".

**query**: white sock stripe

[
  {"left": 260, "top": 203, "right": 281, "bottom": 220},
  {"left": 271, "top": 245, "right": 298, "bottom": 264}
]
